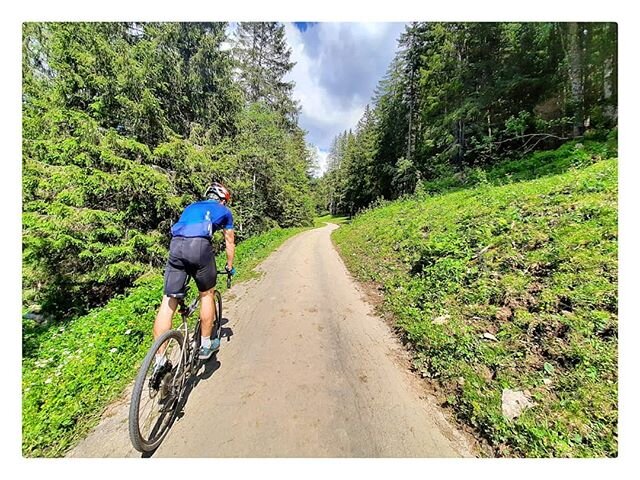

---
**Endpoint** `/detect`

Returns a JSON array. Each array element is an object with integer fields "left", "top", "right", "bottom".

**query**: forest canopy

[
  {"left": 22, "top": 22, "right": 618, "bottom": 319},
  {"left": 315, "top": 22, "right": 617, "bottom": 216},
  {"left": 22, "top": 22, "right": 316, "bottom": 318}
]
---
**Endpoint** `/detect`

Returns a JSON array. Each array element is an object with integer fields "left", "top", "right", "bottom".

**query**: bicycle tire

[
  {"left": 189, "top": 318, "right": 202, "bottom": 373},
  {"left": 129, "top": 329, "right": 184, "bottom": 453},
  {"left": 214, "top": 290, "right": 223, "bottom": 340}
]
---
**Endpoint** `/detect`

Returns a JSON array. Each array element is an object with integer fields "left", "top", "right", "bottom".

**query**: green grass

[
  {"left": 22, "top": 225, "right": 308, "bottom": 457},
  {"left": 417, "top": 136, "right": 617, "bottom": 196},
  {"left": 313, "top": 214, "right": 349, "bottom": 228},
  {"left": 333, "top": 144, "right": 617, "bottom": 457}
]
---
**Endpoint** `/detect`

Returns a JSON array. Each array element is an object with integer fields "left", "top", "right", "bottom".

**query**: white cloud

[
  {"left": 224, "top": 22, "right": 405, "bottom": 164},
  {"left": 284, "top": 22, "right": 406, "bottom": 153},
  {"left": 221, "top": 22, "right": 237, "bottom": 51},
  {"left": 314, "top": 146, "right": 330, "bottom": 176},
  {"left": 285, "top": 24, "right": 363, "bottom": 132}
]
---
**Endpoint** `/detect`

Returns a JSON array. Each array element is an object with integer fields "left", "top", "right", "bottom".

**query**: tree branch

[{"left": 491, "top": 133, "right": 569, "bottom": 146}]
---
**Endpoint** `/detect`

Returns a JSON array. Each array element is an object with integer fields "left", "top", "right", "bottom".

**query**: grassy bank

[
  {"left": 333, "top": 144, "right": 617, "bottom": 457},
  {"left": 22, "top": 225, "right": 308, "bottom": 457}
]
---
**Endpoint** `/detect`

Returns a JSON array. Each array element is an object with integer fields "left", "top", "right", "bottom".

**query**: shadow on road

[
  {"left": 140, "top": 318, "right": 234, "bottom": 458},
  {"left": 220, "top": 316, "right": 233, "bottom": 344}
]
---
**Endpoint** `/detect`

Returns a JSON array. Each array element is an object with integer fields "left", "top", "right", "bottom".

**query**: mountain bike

[{"left": 128, "top": 269, "right": 232, "bottom": 453}]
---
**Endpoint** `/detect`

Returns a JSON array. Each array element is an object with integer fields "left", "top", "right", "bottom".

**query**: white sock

[
  {"left": 155, "top": 353, "right": 166, "bottom": 367},
  {"left": 201, "top": 336, "right": 211, "bottom": 348}
]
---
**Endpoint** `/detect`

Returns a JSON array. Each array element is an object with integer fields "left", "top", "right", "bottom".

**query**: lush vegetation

[
  {"left": 316, "top": 23, "right": 617, "bottom": 217},
  {"left": 22, "top": 21, "right": 317, "bottom": 458},
  {"left": 22, "top": 225, "right": 308, "bottom": 457},
  {"left": 333, "top": 141, "right": 617, "bottom": 457},
  {"left": 22, "top": 21, "right": 618, "bottom": 459},
  {"left": 322, "top": 25, "right": 618, "bottom": 456},
  {"left": 22, "top": 22, "right": 316, "bottom": 320}
]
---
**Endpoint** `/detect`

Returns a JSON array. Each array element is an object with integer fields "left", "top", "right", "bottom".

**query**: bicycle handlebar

[{"left": 217, "top": 270, "right": 233, "bottom": 289}]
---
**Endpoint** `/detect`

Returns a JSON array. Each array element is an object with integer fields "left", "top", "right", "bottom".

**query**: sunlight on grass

[{"left": 333, "top": 144, "right": 617, "bottom": 457}]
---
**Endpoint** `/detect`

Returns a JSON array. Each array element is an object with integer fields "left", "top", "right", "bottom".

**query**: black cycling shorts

[{"left": 163, "top": 236, "right": 217, "bottom": 297}]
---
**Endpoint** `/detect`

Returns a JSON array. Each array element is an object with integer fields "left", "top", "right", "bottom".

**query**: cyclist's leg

[
  {"left": 199, "top": 288, "right": 215, "bottom": 338},
  {"left": 152, "top": 295, "right": 179, "bottom": 368},
  {"left": 197, "top": 288, "right": 220, "bottom": 359},
  {"left": 194, "top": 241, "right": 217, "bottom": 348},
  {"left": 155, "top": 238, "right": 188, "bottom": 341},
  {"left": 153, "top": 296, "right": 179, "bottom": 340}
]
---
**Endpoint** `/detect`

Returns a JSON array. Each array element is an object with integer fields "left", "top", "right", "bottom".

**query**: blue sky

[
  {"left": 293, "top": 22, "right": 317, "bottom": 32},
  {"left": 284, "top": 22, "right": 407, "bottom": 174}
]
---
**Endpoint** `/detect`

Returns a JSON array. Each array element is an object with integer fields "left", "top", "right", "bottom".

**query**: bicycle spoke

[{"left": 134, "top": 335, "right": 183, "bottom": 446}]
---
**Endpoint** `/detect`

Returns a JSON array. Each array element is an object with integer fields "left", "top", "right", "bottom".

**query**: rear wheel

[{"left": 129, "top": 329, "right": 184, "bottom": 453}]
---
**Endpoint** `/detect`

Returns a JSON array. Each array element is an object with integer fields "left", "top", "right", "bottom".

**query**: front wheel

[
  {"left": 214, "top": 290, "right": 223, "bottom": 340},
  {"left": 129, "top": 329, "right": 184, "bottom": 453}
]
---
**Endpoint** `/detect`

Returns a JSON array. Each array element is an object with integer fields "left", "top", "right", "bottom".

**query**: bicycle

[{"left": 128, "top": 269, "right": 232, "bottom": 453}]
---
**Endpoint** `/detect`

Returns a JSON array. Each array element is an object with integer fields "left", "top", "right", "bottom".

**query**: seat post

[{"left": 177, "top": 298, "right": 187, "bottom": 315}]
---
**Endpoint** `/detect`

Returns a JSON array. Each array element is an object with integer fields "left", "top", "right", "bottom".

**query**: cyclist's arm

[{"left": 223, "top": 228, "right": 235, "bottom": 270}]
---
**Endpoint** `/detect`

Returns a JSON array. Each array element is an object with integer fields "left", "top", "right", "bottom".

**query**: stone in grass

[
  {"left": 482, "top": 332, "right": 498, "bottom": 341},
  {"left": 433, "top": 314, "right": 450, "bottom": 325},
  {"left": 502, "top": 388, "right": 534, "bottom": 420}
]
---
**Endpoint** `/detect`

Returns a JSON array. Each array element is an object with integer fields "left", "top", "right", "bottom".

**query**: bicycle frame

[
  {"left": 129, "top": 269, "right": 232, "bottom": 452},
  {"left": 170, "top": 296, "right": 201, "bottom": 403},
  {"left": 166, "top": 270, "right": 231, "bottom": 405}
]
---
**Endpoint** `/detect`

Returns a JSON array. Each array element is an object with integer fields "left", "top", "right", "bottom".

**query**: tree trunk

[
  {"left": 457, "top": 119, "right": 465, "bottom": 167},
  {"left": 487, "top": 111, "right": 492, "bottom": 153},
  {"left": 603, "top": 24, "right": 617, "bottom": 126},
  {"left": 603, "top": 56, "right": 616, "bottom": 123},
  {"left": 406, "top": 29, "right": 416, "bottom": 164},
  {"left": 566, "top": 22, "right": 585, "bottom": 137},
  {"left": 407, "top": 86, "right": 413, "bottom": 163}
]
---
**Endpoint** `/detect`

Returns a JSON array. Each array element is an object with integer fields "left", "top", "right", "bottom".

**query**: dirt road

[{"left": 68, "top": 223, "right": 475, "bottom": 458}]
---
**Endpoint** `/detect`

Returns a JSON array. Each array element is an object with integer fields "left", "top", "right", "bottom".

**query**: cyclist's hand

[{"left": 225, "top": 265, "right": 236, "bottom": 276}]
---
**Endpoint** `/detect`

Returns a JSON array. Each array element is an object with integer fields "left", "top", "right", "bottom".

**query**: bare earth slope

[{"left": 68, "top": 224, "right": 474, "bottom": 458}]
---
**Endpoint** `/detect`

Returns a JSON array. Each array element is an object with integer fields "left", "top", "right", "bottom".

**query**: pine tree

[
  {"left": 320, "top": 22, "right": 617, "bottom": 215},
  {"left": 565, "top": 22, "right": 586, "bottom": 137},
  {"left": 233, "top": 22, "right": 299, "bottom": 128},
  {"left": 22, "top": 22, "right": 314, "bottom": 318}
]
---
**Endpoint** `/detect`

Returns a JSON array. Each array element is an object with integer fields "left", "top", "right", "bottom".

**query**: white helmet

[{"left": 205, "top": 181, "right": 231, "bottom": 203}]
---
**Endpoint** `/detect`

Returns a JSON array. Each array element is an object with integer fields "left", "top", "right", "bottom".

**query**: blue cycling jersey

[{"left": 170, "top": 200, "right": 234, "bottom": 239}]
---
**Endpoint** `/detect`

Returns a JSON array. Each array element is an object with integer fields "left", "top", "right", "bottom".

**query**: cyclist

[{"left": 152, "top": 181, "right": 236, "bottom": 377}]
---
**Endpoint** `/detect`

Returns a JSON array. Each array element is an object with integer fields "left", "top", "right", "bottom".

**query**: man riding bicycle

[{"left": 152, "top": 181, "right": 236, "bottom": 374}]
